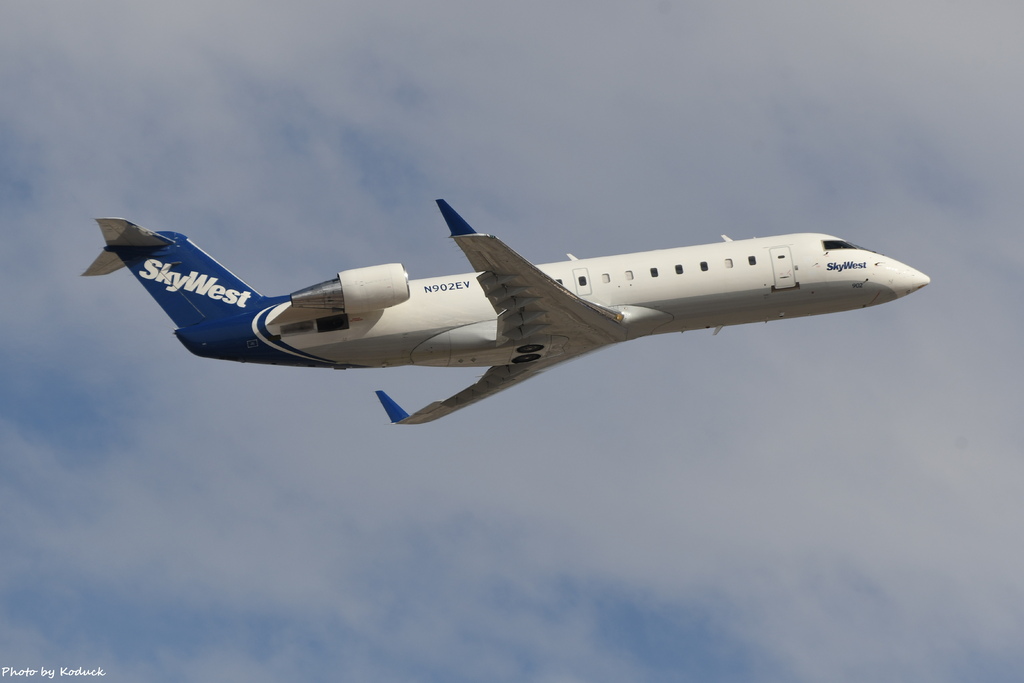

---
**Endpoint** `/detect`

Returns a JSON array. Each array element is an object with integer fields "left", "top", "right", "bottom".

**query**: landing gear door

[{"left": 769, "top": 246, "right": 797, "bottom": 290}]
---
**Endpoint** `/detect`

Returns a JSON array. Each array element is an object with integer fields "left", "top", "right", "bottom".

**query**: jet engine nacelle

[{"left": 290, "top": 263, "right": 410, "bottom": 313}]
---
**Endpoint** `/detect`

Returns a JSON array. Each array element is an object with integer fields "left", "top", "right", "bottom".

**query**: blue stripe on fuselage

[{"left": 173, "top": 298, "right": 349, "bottom": 368}]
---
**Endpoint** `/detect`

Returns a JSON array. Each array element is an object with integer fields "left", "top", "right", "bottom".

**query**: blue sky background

[{"left": 3, "top": 2, "right": 1023, "bottom": 681}]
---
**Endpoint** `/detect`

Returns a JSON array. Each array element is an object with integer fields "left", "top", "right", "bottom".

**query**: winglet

[
  {"left": 435, "top": 199, "right": 477, "bottom": 236},
  {"left": 375, "top": 390, "right": 411, "bottom": 424}
]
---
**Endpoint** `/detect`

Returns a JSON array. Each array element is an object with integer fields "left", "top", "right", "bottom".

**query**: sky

[{"left": 2, "top": 1, "right": 1023, "bottom": 681}]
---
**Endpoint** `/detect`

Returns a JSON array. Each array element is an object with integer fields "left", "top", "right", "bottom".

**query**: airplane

[{"left": 84, "top": 200, "right": 930, "bottom": 424}]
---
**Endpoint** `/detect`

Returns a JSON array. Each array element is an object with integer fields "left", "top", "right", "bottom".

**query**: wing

[
  {"left": 376, "top": 347, "right": 595, "bottom": 425},
  {"left": 376, "top": 200, "right": 627, "bottom": 424},
  {"left": 437, "top": 200, "right": 627, "bottom": 347}
]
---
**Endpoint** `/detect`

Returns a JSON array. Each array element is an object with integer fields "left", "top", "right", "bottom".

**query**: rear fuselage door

[{"left": 769, "top": 246, "right": 797, "bottom": 290}]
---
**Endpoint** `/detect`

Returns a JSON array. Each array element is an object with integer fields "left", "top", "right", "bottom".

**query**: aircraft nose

[{"left": 893, "top": 266, "right": 930, "bottom": 297}]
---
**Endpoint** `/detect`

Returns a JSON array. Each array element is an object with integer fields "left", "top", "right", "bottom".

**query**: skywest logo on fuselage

[
  {"left": 827, "top": 261, "right": 868, "bottom": 273},
  {"left": 138, "top": 258, "right": 252, "bottom": 307}
]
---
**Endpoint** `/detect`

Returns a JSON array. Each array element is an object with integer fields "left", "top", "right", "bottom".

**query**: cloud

[{"left": 2, "top": 1, "right": 1022, "bottom": 681}]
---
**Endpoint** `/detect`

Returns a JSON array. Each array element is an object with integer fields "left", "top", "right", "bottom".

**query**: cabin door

[{"left": 769, "top": 247, "right": 797, "bottom": 290}]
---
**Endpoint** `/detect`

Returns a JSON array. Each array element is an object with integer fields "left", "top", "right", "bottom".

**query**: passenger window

[
  {"left": 700, "top": 261, "right": 709, "bottom": 272},
  {"left": 556, "top": 279, "right": 563, "bottom": 285},
  {"left": 650, "top": 268, "right": 659, "bottom": 277},
  {"left": 578, "top": 275, "right": 588, "bottom": 287},
  {"left": 675, "top": 264, "right": 683, "bottom": 275},
  {"left": 724, "top": 258, "right": 733, "bottom": 268},
  {"left": 625, "top": 270, "right": 634, "bottom": 281},
  {"left": 602, "top": 273, "right": 611, "bottom": 283},
  {"left": 748, "top": 256, "right": 756, "bottom": 266}
]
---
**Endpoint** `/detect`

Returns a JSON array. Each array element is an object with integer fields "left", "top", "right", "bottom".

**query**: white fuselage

[{"left": 256, "top": 233, "right": 929, "bottom": 369}]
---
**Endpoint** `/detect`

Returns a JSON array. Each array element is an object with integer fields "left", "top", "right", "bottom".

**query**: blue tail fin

[{"left": 84, "top": 218, "right": 265, "bottom": 328}]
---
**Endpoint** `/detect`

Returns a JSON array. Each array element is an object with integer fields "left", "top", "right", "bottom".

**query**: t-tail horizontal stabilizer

[{"left": 83, "top": 218, "right": 173, "bottom": 276}]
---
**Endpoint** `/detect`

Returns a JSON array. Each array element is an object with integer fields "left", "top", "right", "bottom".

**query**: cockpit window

[{"left": 823, "top": 239, "right": 861, "bottom": 251}]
